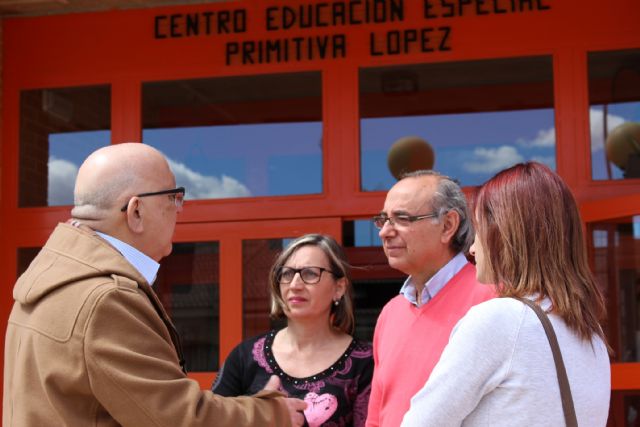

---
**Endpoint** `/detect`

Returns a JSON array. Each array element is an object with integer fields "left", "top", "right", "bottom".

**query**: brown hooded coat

[{"left": 3, "top": 223, "right": 291, "bottom": 427}]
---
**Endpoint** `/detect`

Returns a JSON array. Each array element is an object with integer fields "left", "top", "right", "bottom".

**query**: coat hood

[{"left": 14, "top": 223, "right": 148, "bottom": 305}]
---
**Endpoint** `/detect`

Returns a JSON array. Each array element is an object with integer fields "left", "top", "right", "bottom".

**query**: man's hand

[{"left": 263, "top": 375, "right": 307, "bottom": 427}]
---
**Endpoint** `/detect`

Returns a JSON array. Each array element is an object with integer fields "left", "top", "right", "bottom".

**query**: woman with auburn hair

[
  {"left": 213, "top": 234, "right": 373, "bottom": 427},
  {"left": 401, "top": 162, "right": 610, "bottom": 427}
]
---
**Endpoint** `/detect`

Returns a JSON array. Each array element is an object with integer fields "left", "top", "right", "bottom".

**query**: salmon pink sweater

[{"left": 366, "top": 263, "right": 494, "bottom": 427}]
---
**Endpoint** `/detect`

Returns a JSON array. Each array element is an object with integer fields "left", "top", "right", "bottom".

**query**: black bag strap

[{"left": 513, "top": 297, "right": 578, "bottom": 427}]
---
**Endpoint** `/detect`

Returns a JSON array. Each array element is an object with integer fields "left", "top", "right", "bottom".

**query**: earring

[{"left": 333, "top": 299, "right": 340, "bottom": 306}]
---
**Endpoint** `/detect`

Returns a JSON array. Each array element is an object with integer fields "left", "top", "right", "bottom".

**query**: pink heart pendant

[{"left": 303, "top": 392, "right": 338, "bottom": 426}]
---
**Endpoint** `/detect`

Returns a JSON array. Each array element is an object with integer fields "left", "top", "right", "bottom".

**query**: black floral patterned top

[{"left": 212, "top": 330, "right": 374, "bottom": 427}]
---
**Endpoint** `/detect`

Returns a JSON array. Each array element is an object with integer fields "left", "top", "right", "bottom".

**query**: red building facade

[{"left": 1, "top": 0, "right": 639, "bottom": 423}]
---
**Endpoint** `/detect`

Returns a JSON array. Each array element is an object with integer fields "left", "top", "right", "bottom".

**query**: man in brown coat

[{"left": 3, "top": 143, "right": 306, "bottom": 426}]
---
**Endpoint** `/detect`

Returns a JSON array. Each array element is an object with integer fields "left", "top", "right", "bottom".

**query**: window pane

[
  {"left": 242, "top": 239, "right": 288, "bottom": 339},
  {"left": 609, "top": 390, "right": 640, "bottom": 427},
  {"left": 588, "top": 49, "right": 640, "bottom": 180},
  {"left": 17, "top": 247, "right": 41, "bottom": 277},
  {"left": 154, "top": 242, "right": 219, "bottom": 372},
  {"left": 19, "top": 85, "right": 111, "bottom": 207},
  {"left": 590, "top": 216, "right": 640, "bottom": 362},
  {"left": 142, "top": 73, "right": 322, "bottom": 200},
  {"left": 343, "top": 221, "right": 403, "bottom": 343},
  {"left": 343, "top": 219, "right": 382, "bottom": 248},
  {"left": 352, "top": 280, "right": 400, "bottom": 343},
  {"left": 360, "top": 56, "right": 555, "bottom": 190}
]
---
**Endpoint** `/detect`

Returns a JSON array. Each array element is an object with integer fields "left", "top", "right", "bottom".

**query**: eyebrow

[{"left": 390, "top": 210, "right": 411, "bottom": 216}]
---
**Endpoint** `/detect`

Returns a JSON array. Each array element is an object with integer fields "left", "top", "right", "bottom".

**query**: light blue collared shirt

[
  {"left": 399, "top": 252, "right": 469, "bottom": 307},
  {"left": 96, "top": 231, "right": 160, "bottom": 286}
]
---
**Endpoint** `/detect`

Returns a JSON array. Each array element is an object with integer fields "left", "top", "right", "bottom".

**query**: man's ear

[
  {"left": 125, "top": 197, "right": 144, "bottom": 234},
  {"left": 441, "top": 210, "right": 460, "bottom": 245}
]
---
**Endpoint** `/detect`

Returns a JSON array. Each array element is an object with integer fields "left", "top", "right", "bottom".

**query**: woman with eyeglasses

[
  {"left": 401, "top": 162, "right": 610, "bottom": 426},
  {"left": 212, "top": 234, "right": 374, "bottom": 427}
]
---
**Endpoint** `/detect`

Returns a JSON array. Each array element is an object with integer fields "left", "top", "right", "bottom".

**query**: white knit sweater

[{"left": 401, "top": 297, "right": 610, "bottom": 427}]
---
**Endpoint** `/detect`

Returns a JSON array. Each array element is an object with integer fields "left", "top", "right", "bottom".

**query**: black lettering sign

[
  {"left": 421, "top": 0, "right": 550, "bottom": 18},
  {"left": 369, "top": 26, "right": 451, "bottom": 56},
  {"left": 266, "top": 7, "right": 279, "bottom": 30},
  {"left": 170, "top": 14, "right": 182, "bottom": 38},
  {"left": 421, "top": 27, "right": 434, "bottom": 52},
  {"left": 263, "top": 0, "right": 404, "bottom": 30},
  {"left": 316, "top": 3, "right": 330, "bottom": 27},
  {"left": 476, "top": 0, "right": 490, "bottom": 15},
  {"left": 438, "top": 26, "right": 452, "bottom": 50},
  {"left": 424, "top": 0, "right": 437, "bottom": 19},
  {"left": 494, "top": 0, "right": 507, "bottom": 13},
  {"left": 153, "top": 9, "right": 247, "bottom": 38},
  {"left": 152, "top": 0, "right": 552, "bottom": 64},
  {"left": 538, "top": 0, "right": 551, "bottom": 10},
  {"left": 442, "top": 0, "right": 455, "bottom": 18},
  {"left": 369, "top": 32, "right": 383, "bottom": 56},
  {"left": 332, "top": 2, "right": 347, "bottom": 25},
  {"left": 519, "top": 0, "right": 534, "bottom": 12},
  {"left": 154, "top": 15, "right": 167, "bottom": 39},
  {"left": 226, "top": 34, "right": 347, "bottom": 66}
]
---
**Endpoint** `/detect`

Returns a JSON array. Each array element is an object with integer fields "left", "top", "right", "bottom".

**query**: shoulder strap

[{"left": 513, "top": 297, "right": 578, "bottom": 427}]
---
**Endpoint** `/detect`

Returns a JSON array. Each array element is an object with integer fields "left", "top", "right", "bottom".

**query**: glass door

[{"left": 586, "top": 206, "right": 640, "bottom": 426}]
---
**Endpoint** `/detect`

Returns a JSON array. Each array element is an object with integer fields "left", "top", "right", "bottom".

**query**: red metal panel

[
  {"left": 112, "top": 79, "right": 142, "bottom": 144},
  {"left": 3, "top": 0, "right": 640, "bottom": 391},
  {"left": 612, "top": 363, "right": 640, "bottom": 390},
  {"left": 219, "top": 237, "right": 242, "bottom": 364}
]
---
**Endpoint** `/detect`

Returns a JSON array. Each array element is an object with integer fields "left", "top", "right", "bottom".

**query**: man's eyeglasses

[
  {"left": 277, "top": 266, "right": 338, "bottom": 285},
  {"left": 120, "top": 187, "right": 186, "bottom": 212},
  {"left": 372, "top": 212, "right": 439, "bottom": 229}
]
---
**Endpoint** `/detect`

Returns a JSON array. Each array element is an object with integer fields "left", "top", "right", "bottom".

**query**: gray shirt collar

[{"left": 399, "top": 252, "right": 468, "bottom": 306}]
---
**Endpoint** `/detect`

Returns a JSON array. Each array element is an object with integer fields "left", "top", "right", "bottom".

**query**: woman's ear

[{"left": 334, "top": 277, "right": 347, "bottom": 300}]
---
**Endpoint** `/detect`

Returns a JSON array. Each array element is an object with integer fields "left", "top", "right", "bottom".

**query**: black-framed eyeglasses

[
  {"left": 277, "top": 266, "right": 338, "bottom": 285},
  {"left": 372, "top": 212, "right": 439, "bottom": 229},
  {"left": 120, "top": 187, "right": 186, "bottom": 212}
]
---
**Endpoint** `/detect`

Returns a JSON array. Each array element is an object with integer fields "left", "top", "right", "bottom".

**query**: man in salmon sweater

[{"left": 366, "top": 170, "right": 494, "bottom": 427}]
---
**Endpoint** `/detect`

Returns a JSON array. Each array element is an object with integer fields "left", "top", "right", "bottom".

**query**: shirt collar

[
  {"left": 95, "top": 231, "right": 160, "bottom": 285},
  {"left": 399, "top": 252, "right": 469, "bottom": 306}
]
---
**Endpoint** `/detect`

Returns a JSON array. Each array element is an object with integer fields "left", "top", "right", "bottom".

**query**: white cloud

[
  {"left": 48, "top": 156, "right": 78, "bottom": 205},
  {"left": 531, "top": 155, "right": 556, "bottom": 170},
  {"left": 517, "top": 127, "right": 556, "bottom": 148},
  {"left": 590, "top": 108, "right": 626, "bottom": 152},
  {"left": 463, "top": 146, "right": 524, "bottom": 174},
  {"left": 514, "top": 108, "right": 628, "bottom": 153},
  {"left": 47, "top": 156, "right": 251, "bottom": 205},
  {"left": 167, "top": 158, "right": 251, "bottom": 199}
]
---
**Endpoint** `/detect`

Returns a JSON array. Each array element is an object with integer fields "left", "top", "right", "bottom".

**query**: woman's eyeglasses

[{"left": 277, "top": 266, "right": 338, "bottom": 285}]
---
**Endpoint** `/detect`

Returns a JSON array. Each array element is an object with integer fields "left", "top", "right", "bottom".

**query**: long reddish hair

[{"left": 474, "top": 162, "right": 606, "bottom": 341}]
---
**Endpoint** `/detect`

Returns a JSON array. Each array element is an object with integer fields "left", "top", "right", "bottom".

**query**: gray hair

[
  {"left": 72, "top": 169, "right": 136, "bottom": 217},
  {"left": 401, "top": 170, "right": 474, "bottom": 253}
]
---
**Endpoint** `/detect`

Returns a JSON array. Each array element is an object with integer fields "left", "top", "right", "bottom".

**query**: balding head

[
  {"left": 72, "top": 143, "right": 171, "bottom": 219},
  {"left": 71, "top": 143, "right": 180, "bottom": 260}
]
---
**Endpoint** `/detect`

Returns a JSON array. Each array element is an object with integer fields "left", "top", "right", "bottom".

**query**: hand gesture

[{"left": 263, "top": 375, "right": 307, "bottom": 427}]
